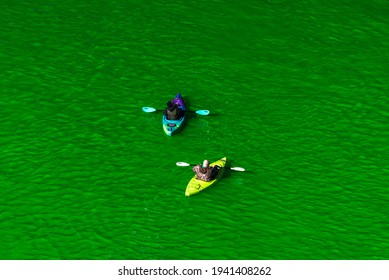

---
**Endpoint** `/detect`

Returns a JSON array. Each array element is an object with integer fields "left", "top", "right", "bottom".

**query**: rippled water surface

[{"left": 1, "top": 0, "right": 388, "bottom": 259}]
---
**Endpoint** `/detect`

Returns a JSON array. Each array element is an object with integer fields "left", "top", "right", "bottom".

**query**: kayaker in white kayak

[
  {"left": 192, "top": 160, "right": 220, "bottom": 182},
  {"left": 164, "top": 101, "right": 184, "bottom": 120}
]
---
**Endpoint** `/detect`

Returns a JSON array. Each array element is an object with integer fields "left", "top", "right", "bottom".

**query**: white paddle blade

[
  {"left": 142, "top": 107, "right": 157, "bottom": 113},
  {"left": 231, "top": 167, "right": 245, "bottom": 172},
  {"left": 176, "top": 162, "right": 191, "bottom": 167}
]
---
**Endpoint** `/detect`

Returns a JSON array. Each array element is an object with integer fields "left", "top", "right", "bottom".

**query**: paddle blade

[
  {"left": 230, "top": 167, "right": 245, "bottom": 172},
  {"left": 142, "top": 107, "right": 157, "bottom": 113},
  {"left": 176, "top": 162, "right": 191, "bottom": 167},
  {"left": 195, "top": 110, "right": 210, "bottom": 115}
]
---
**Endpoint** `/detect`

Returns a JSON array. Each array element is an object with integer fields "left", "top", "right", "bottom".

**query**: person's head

[
  {"left": 202, "top": 160, "right": 210, "bottom": 168},
  {"left": 167, "top": 101, "right": 174, "bottom": 108}
]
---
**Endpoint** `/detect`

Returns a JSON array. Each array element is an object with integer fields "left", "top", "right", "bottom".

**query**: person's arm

[{"left": 192, "top": 165, "right": 200, "bottom": 173}]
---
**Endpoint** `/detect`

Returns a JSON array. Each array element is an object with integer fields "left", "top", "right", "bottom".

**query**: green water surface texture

[{"left": 1, "top": 0, "right": 388, "bottom": 260}]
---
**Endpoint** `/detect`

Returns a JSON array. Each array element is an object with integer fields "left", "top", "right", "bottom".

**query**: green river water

[{"left": 1, "top": 0, "right": 388, "bottom": 260}]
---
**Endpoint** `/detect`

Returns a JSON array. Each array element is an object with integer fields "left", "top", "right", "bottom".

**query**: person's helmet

[{"left": 202, "top": 160, "right": 210, "bottom": 168}]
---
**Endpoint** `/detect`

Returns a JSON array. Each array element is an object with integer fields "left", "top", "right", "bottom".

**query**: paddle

[
  {"left": 176, "top": 162, "right": 245, "bottom": 172},
  {"left": 142, "top": 107, "right": 210, "bottom": 115}
]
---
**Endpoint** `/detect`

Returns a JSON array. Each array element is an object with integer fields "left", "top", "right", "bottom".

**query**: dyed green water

[{"left": 1, "top": 0, "right": 388, "bottom": 260}]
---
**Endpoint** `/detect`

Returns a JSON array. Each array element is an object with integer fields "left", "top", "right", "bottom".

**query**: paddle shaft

[
  {"left": 153, "top": 109, "right": 200, "bottom": 114},
  {"left": 176, "top": 161, "right": 245, "bottom": 171}
]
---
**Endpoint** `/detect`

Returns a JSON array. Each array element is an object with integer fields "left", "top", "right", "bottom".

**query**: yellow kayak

[{"left": 185, "top": 157, "right": 227, "bottom": 197}]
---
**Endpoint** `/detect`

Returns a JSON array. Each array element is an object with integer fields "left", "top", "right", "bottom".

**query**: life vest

[
  {"left": 167, "top": 107, "right": 181, "bottom": 120},
  {"left": 193, "top": 165, "right": 214, "bottom": 182}
]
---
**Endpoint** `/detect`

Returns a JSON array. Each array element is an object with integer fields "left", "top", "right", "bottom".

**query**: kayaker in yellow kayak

[
  {"left": 192, "top": 160, "right": 220, "bottom": 182},
  {"left": 164, "top": 101, "right": 184, "bottom": 120}
]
